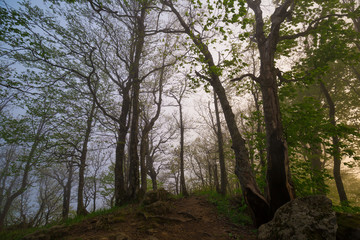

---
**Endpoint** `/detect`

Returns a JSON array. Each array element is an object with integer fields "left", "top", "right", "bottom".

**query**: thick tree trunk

[
  {"left": 319, "top": 81, "right": 348, "bottom": 205},
  {"left": 127, "top": 80, "right": 141, "bottom": 201},
  {"left": 214, "top": 91, "right": 227, "bottom": 195},
  {"left": 126, "top": 5, "right": 147, "bottom": 202},
  {"left": 245, "top": 0, "right": 296, "bottom": 216},
  {"left": 260, "top": 81, "right": 295, "bottom": 212},
  {"left": 114, "top": 89, "right": 130, "bottom": 206}
]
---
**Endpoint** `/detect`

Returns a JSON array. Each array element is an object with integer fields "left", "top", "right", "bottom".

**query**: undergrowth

[
  {"left": 194, "top": 189, "right": 252, "bottom": 226},
  {"left": 333, "top": 204, "right": 360, "bottom": 214},
  {"left": 0, "top": 205, "right": 123, "bottom": 240}
]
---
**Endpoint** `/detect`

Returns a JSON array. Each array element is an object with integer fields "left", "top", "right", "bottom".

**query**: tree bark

[
  {"left": 114, "top": 94, "right": 130, "bottom": 206},
  {"left": 62, "top": 161, "right": 73, "bottom": 220},
  {"left": 162, "top": 0, "right": 270, "bottom": 226},
  {"left": 319, "top": 81, "right": 348, "bottom": 205},
  {"left": 77, "top": 98, "right": 96, "bottom": 216},
  {"left": 214, "top": 91, "right": 227, "bottom": 195},
  {"left": 247, "top": 0, "right": 296, "bottom": 215},
  {"left": 126, "top": 4, "right": 148, "bottom": 202},
  {"left": 179, "top": 100, "right": 188, "bottom": 196}
]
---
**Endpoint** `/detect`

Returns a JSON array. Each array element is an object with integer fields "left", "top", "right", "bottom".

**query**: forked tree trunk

[{"left": 247, "top": 0, "right": 296, "bottom": 215}]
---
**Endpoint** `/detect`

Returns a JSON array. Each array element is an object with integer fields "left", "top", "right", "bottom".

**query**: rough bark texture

[
  {"left": 260, "top": 82, "right": 294, "bottom": 212},
  {"left": 247, "top": 0, "right": 296, "bottom": 215},
  {"left": 319, "top": 81, "right": 348, "bottom": 204}
]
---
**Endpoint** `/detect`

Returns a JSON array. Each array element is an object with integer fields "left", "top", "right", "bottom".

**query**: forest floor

[{"left": 22, "top": 195, "right": 257, "bottom": 240}]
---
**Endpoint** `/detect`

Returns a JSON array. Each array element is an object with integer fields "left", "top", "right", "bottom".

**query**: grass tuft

[{"left": 194, "top": 189, "right": 252, "bottom": 226}]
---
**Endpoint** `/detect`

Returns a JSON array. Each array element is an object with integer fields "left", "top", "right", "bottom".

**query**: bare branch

[{"left": 230, "top": 73, "right": 259, "bottom": 83}]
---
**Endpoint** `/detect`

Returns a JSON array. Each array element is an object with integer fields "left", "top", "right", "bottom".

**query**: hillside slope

[{"left": 23, "top": 195, "right": 257, "bottom": 240}]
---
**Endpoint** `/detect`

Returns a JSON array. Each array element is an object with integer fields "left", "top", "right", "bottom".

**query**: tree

[
  {"left": 0, "top": 91, "right": 55, "bottom": 229},
  {"left": 213, "top": 91, "right": 227, "bottom": 195},
  {"left": 169, "top": 78, "right": 189, "bottom": 196},
  {"left": 161, "top": 0, "right": 270, "bottom": 225}
]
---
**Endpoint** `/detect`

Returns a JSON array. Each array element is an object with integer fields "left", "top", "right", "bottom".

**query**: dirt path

[{"left": 24, "top": 195, "right": 257, "bottom": 240}]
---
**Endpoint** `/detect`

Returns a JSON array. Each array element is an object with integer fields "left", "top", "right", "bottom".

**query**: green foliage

[
  {"left": 282, "top": 96, "right": 332, "bottom": 196},
  {"left": 62, "top": 206, "right": 123, "bottom": 227},
  {"left": 195, "top": 189, "right": 252, "bottom": 226},
  {"left": 333, "top": 204, "right": 360, "bottom": 214},
  {"left": 0, "top": 228, "right": 37, "bottom": 240}
]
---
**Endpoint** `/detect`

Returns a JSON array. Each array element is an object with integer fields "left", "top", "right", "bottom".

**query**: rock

[
  {"left": 141, "top": 188, "right": 171, "bottom": 206},
  {"left": 258, "top": 195, "right": 337, "bottom": 240},
  {"left": 336, "top": 212, "right": 360, "bottom": 240}
]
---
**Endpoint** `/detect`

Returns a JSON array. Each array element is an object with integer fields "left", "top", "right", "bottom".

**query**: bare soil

[{"left": 24, "top": 195, "right": 257, "bottom": 240}]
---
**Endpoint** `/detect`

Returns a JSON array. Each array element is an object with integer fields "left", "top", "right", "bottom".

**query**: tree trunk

[
  {"left": 77, "top": 99, "right": 96, "bottom": 216},
  {"left": 147, "top": 152, "right": 158, "bottom": 190},
  {"left": 162, "top": 0, "right": 271, "bottom": 226},
  {"left": 246, "top": 0, "right": 296, "bottom": 215},
  {"left": 114, "top": 87, "right": 131, "bottom": 206},
  {"left": 179, "top": 102, "right": 188, "bottom": 196},
  {"left": 127, "top": 80, "right": 140, "bottom": 201},
  {"left": 62, "top": 161, "right": 73, "bottom": 220},
  {"left": 140, "top": 133, "right": 149, "bottom": 198},
  {"left": 214, "top": 91, "right": 227, "bottom": 195},
  {"left": 260, "top": 81, "right": 294, "bottom": 213},
  {"left": 319, "top": 81, "right": 348, "bottom": 205},
  {"left": 0, "top": 124, "right": 43, "bottom": 229},
  {"left": 126, "top": 5, "right": 147, "bottom": 202}
]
